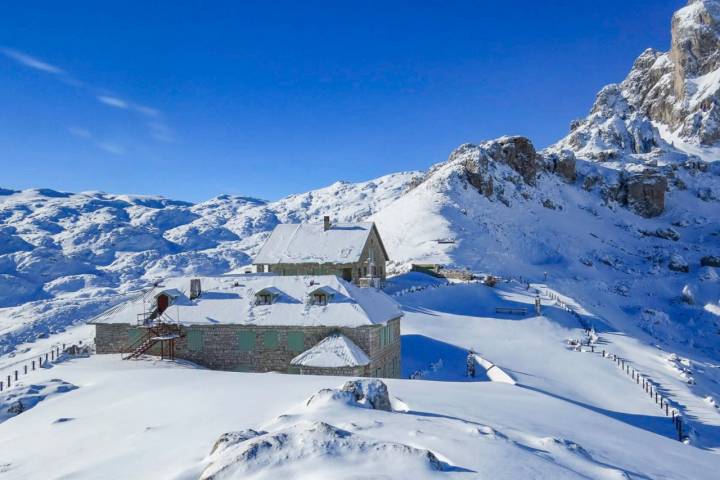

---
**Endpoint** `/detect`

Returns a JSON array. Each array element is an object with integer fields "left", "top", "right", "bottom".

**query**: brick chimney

[{"left": 323, "top": 216, "right": 331, "bottom": 231}]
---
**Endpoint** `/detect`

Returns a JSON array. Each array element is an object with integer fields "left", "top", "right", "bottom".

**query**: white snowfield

[
  {"left": 0, "top": 278, "right": 718, "bottom": 479},
  {"left": 90, "top": 275, "right": 402, "bottom": 327}
]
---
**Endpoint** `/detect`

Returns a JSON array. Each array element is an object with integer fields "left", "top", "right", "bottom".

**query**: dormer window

[
  {"left": 311, "top": 293, "right": 328, "bottom": 306},
  {"left": 308, "top": 286, "right": 335, "bottom": 306},
  {"left": 255, "top": 287, "right": 282, "bottom": 306},
  {"left": 257, "top": 293, "right": 272, "bottom": 305}
]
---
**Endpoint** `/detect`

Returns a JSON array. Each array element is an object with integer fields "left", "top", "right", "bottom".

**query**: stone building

[
  {"left": 253, "top": 217, "right": 389, "bottom": 286},
  {"left": 91, "top": 275, "right": 402, "bottom": 377}
]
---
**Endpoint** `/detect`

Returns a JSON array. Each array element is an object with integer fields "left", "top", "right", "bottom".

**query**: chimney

[
  {"left": 190, "top": 278, "right": 202, "bottom": 300},
  {"left": 323, "top": 216, "right": 331, "bottom": 231}
]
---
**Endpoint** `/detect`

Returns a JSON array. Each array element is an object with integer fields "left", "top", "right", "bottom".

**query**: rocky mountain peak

[
  {"left": 553, "top": 0, "right": 720, "bottom": 161},
  {"left": 671, "top": 0, "right": 720, "bottom": 97}
]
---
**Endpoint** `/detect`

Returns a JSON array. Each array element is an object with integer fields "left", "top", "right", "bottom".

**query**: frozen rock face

[
  {"left": 449, "top": 136, "right": 538, "bottom": 201},
  {"left": 554, "top": 0, "right": 720, "bottom": 154},
  {"left": 621, "top": 172, "right": 668, "bottom": 218}
]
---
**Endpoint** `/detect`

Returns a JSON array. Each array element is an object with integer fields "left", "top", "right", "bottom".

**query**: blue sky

[{"left": 0, "top": 1, "right": 681, "bottom": 202}]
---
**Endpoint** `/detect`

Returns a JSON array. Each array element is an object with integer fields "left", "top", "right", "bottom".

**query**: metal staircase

[{"left": 123, "top": 320, "right": 183, "bottom": 361}]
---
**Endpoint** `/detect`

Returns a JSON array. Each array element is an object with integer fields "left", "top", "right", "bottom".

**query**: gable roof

[
  {"left": 91, "top": 274, "right": 402, "bottom": 328},
  {"left": 253, "top": 222, "right": 388, "bottom": 265},
  {"left": 290, "top": 333, "right": 370, "bottom": 368}
]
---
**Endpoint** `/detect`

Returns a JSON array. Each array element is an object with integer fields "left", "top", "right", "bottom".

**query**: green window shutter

[
  {"left": 263, "top": 331, "right": 279, "bottom": 348},
  {"left": 187, "top": 330, "right": 204, "bottom": 351},
  {"left": 287, "top": 331, "right": 305, "bottom": 352},
  {"left": 238, "top": 331, "right": 256, "bottom": 351},
  {"left": 287, "top": 366, "right": 300, "bottom": 374},
  {"left": 128, "top": 329, "right": 143, "bottom": 345}
]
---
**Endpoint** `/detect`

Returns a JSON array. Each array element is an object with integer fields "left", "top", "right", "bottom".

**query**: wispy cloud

[
  {"left": 1, "top": 48, "right": 64, "bottom": 74},
  {"left": 96, "top": 142, "right": 125, "bottom": 155},
  {"left": 67, "top": 125, "right": 126, "bottom": 156},
  {"left": 3, "top": 46, "right": 176, "bottom": 148},
  {"left": 97, "top": 95, "right": 129, "bottom": 109},
  {"left": 67, "top": 126, "right": 92, "bottom": 139}
]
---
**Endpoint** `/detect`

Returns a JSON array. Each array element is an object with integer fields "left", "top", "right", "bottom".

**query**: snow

[
  {"left": 253, "top": 222, "right": 378, "bottom": 264},
  {"left": 91, "top": 275, "right": 402, "bottom": 327},
  {"left": 291, "top": 334, "right": 370, "bottom": 367},
  {"left": 1, "top": 276, "right": 719, "bottom": 479}
]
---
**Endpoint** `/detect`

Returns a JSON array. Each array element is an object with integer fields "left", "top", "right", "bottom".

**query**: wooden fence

[
  {"left": 0, "top": 344, "right": 68, "bottom": 393},
  {"left": 576, "top": 340, "right": 687, "bottom": 442}
]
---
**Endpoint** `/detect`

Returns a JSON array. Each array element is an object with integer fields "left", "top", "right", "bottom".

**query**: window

[
  {"left": 375, "top": 367, "right": 382, "bottom": 378},
  {"left": 263, "top": 331, "right": 278, "bottom": 348},
  {"left": 287, "top": 331, "right": 305, "bottom": 352},
  {"left": 256, "top": 293, "right": 272, "bottom": 305},
  {"left": 187, "top": 330, "right": 204, "bottom": 351},
  {"left": 238, "top": 331, "right": 256, "bottom": 351},
  {"left": 311, "top": 293, "right": 327, "bottom": 306}
]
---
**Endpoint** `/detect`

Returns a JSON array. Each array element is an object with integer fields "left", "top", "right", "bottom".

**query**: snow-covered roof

[
  {"left": 154, "top": 288, "right": 183, "bottom": 299},
  {"left": 91, "top": 275, "right": 402, "bottom": 327},
  {"left": 253, "top": 222, "right": 386, "bottom": 265},
  {"left": 290, "top": 334, "right": 370, "bottom": 367}
]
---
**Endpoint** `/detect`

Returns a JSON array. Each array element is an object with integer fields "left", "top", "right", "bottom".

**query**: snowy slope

[{"left": 0, "top": 280, "right": 718, "bottom": 479}]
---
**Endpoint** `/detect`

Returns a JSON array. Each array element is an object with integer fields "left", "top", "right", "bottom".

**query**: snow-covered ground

[{"left": 1, "top": 277, "right": 718, "bottom": 479}]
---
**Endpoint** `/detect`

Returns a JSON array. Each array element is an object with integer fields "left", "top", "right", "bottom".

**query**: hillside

[{"left": 1, "top": 1, "right": 720, "bottom": 477}]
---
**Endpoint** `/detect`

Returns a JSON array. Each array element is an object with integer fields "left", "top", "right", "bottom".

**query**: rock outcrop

[{"left": 617, "top": 172, "right": 668, "bottom": 218}]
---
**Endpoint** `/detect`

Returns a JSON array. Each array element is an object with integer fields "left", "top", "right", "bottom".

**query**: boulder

[
  {"left": 700, "top": 255, "right": 720, "bottom": 267},
  {"left": 341, "top": 379, "right": 392, "bottom": 411},
  {"left": 669, "top": 254, "right": 690, "bottom": 273}
]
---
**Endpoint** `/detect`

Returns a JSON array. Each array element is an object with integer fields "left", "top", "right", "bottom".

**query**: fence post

[
  {"left": 6, "top": 375, "right": 10, "bottom": 387},
  {"left": 666, "top": 403, "right": 669, "bottom": 416},
  {"left": 14, "top": 370, "right": 18, "bottom": 381},
  {"left": 32, "top": 360, "right": 35, "bottom": 371},
  {"left": 24, "top": 365, "right": 27, "bottom": 375},
  {"left": 678, "top": 419, "right": 683, "bottom": 441},
  {"left": 45, "top": 353, "right": 48, "bottom": 363},
  {"left": 0, "top": 381, "right": 2, "bottom": 391}
]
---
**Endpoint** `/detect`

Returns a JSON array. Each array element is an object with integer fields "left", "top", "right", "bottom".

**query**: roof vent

[
  {"left": 323, "top": 216, "right": 331, "bottom": 231},
  {"left": 190, "top": 278, "right": 202, "bottom": 300}
]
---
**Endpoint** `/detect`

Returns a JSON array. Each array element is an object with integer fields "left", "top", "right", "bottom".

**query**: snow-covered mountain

[{"left": 0, "top": 0, "right": 718, "bottom": 363}]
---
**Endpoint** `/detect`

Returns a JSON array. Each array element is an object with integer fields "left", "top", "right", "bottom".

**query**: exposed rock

[
  {"left": 640, "top": 227, "right": 681, "bottom": 241},
  {"left": 210, "top": 429, "right": 265, "bottom": 455},
  {"left": 485, "top": 136, "right": 538, "bottom": 186},
  {"left": 622, "top": 172, "right": 668, "bottom": 218},
  {"left": 700, "top": 255, "right": 720, "bottom": 266},
  {"left": 540, "top": 149, "right": 577, "bottom": 182},
  {"left": 682, "top": 285, "right": 695, "bottom": 304},
  {"left": 669, "top": 254, "right": 690, "bottom": 272},
  {"left": 542, "top": 199, "right": 557, "bottom": 210},
  {"left": 341, "top": 379, "right": 392, "bottom": 411}
]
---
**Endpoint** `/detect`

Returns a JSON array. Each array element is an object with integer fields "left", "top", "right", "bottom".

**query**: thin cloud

[
  {"left": 1, "top": 48, "right": 64, "bottom": 74},
  {"left": 67, "top": 126, "right": 92, "bottom": 139},
  {"left": 4, "top": 47, "right": 176, "bottom": 144},
  {"left": 96, "top": 142, "right": 125, "bottom": 155},
  {"left": 97, "top": 95, "right": 129, "bottom": 109}
]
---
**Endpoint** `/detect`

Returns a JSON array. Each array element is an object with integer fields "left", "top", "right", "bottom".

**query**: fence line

[
  {"left": 0, "top": 338, "right": 92, "bottom": 393},
  {"left": 574, "top": 337, "right": 687, "bottom": 442}
]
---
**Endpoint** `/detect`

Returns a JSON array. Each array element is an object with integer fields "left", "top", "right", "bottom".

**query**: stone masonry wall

[{"left": 94, "top": 316, "right": 401, "bottom": 378}]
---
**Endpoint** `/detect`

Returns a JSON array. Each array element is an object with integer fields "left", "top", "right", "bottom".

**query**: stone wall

[{"left": 93, "top": 316, "right": 401, "bottom": 378}]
